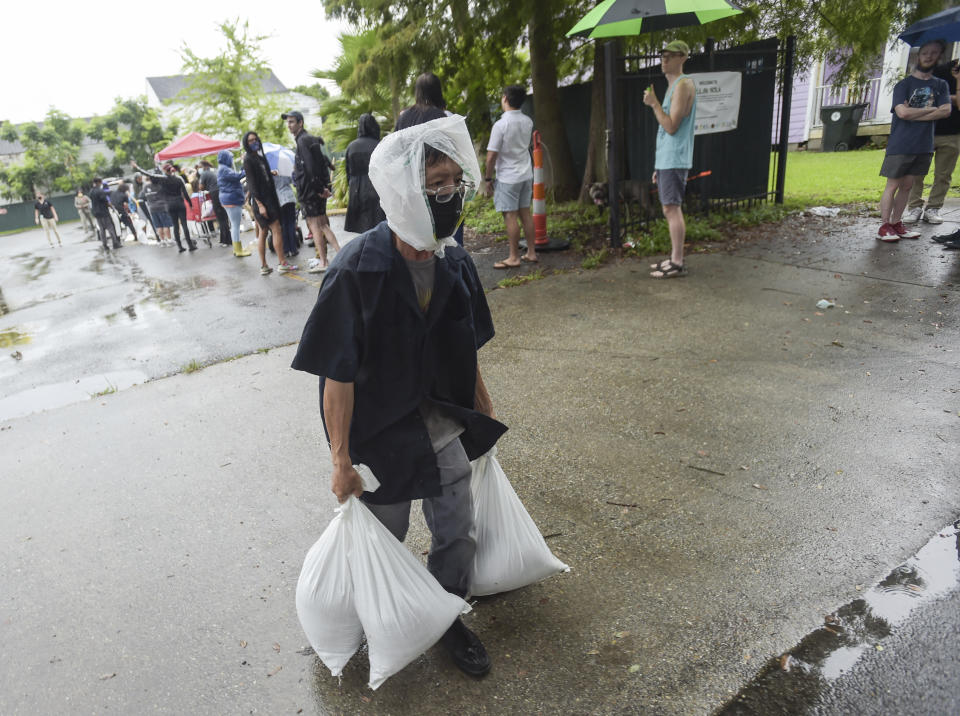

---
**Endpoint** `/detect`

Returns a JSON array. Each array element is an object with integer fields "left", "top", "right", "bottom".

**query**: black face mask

[{"left": 427, "top": 192, "right": 463, "bottom": 239}]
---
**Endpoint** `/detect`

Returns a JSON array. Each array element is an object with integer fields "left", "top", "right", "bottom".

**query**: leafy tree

[
  {"left": 312, "top": 29, "right": 405, "bottom": 151},
  {"left": 86, "top": 97, "right": 177, "bottom": 172},
  {"left": 291, "top": 83, "right": 332, "bottom": 103},
  {"left": 323, "top": 0, "right": 593, "bottom": 199},
  {"left": 176, "top": 18, "right": 288, "bottom": 145},
  {"left": 0, "top": 110, "right": 92, "bottom": 200}
]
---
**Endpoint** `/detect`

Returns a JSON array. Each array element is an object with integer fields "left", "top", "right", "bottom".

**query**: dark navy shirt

[
  {"left": 291, "top": 222, "right": 506, "bottom": 504},
  {"left": 887, "top": 75, "right": 950, "bottom": 155}
]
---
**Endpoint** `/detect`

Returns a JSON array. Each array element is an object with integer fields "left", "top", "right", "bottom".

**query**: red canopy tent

[{"left": 154, "top": 132, "right": 240, "bottom": 162}]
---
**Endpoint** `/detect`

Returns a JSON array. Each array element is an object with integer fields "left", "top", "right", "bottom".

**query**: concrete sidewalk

[{"left": 1, "top": 207, "right": 958, "bottom": 714}]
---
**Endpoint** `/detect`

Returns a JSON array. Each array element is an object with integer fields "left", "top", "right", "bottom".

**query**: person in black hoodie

[
  {"left": 131, "top": 160, "right": 196, "bottom": 251},
  {"left": 344, "top": 113, "right": 387, "bottom": 234},
  {"left": 89, "top": 178, "right": 120, "bottom": 250},
  {"left": 283, "top": 110, "right": 340, "bottom": 273},
  {"left": 242, "top": 130, "right": 296, "bottom": 275}
]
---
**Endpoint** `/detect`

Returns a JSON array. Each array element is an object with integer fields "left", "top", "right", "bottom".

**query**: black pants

[
  {"left": 168, "top": 203, "right": 191, "bottom": 245},
  {"left": 280, "top": 202, "right": 298, "bottom": 255},
  {"left": 211, "top": 191, "right": 231, "bottom": 244},
  {"left": 95, "top": 214, "right": 118, "bottom": 248},
  {"left": 118, "top": 211, "right": 138, "bottom": 239}
]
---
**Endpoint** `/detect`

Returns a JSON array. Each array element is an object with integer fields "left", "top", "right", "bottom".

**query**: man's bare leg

[
  {"left": 890, "top": 176, "right": 914, "bottom": 224},
  {"left": 518, "top": 206, "right": 537, "bottom": 261},
  {"left": 880, "top": 177, "right": 913, "bottom": 224},
  {"left": 664, "top": 204, "right": 685, "bottom": 265},
  {"left": 318, "top": 215, "right": 341, "bottom": 257},
  {"left": 306, "top": 215, "right": 325, "bottom": 264},
  {"left": 307, "top": 215, "right": 340, "bottom": 267},
  {"left": 498, "top": 210, "right": 522, "bottom": 266},
  {"left": 650, "top": 203, "right": 686, "bottom": 276}
]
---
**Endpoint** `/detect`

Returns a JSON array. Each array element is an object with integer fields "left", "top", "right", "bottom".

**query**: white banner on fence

[{"left": 689, "top": 71, "right": 742, "bottom": 135}]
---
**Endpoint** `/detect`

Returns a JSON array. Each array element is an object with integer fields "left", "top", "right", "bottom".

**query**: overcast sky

[{"left": 3, "top": 3, "right": 355, "bottom": 124}]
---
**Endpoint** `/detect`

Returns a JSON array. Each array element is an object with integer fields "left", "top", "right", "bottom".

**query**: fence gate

[{"left": 604, "top": 35, "right": 796, "bottom": 247}]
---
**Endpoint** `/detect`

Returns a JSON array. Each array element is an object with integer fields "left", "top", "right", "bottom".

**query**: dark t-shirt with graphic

[{"left": 886, "top": 74, "right": 950, "bottom": 155}]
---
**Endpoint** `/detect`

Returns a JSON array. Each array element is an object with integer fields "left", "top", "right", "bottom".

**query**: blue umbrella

[
  {"left": 261, "top": 142, "right": 296, "bottom": 177},
  {"left": 898, "top": 7, "right": 960, "bottom": 47}
]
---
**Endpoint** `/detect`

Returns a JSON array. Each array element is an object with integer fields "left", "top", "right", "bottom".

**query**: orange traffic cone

[{"left": 523, "top": 131, "right": 569, "bottom": 252}]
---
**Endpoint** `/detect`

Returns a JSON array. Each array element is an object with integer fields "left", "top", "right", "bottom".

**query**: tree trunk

[
  {"left": 578, "top": 44, "right": 607, "bottom": 204},
  {"left": 528, "top": 11, "right": 579, "bottom": 201}
]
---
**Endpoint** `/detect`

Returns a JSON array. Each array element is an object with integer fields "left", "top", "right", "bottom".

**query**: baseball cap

[
  {"left": 663, "top": 40, "right": 690, "bottom": 55},
  {"left": 281, "top": 110, "right": 304, "bottom": 122}
]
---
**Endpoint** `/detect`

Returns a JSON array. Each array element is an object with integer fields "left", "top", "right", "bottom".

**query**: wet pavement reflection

[
  {"left": 717, "top": 518, "right": 960, "bottom": 714},
  {"left": 0, "top": 220, "right": 358, "bottom": 421}
]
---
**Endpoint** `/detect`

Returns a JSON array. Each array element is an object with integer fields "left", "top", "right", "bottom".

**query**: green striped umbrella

[{"left": 567, "top": 0, "right": 743, "bottom": 38}]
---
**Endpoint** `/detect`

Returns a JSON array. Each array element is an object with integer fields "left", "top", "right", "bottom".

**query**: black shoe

[
  {"left": 187, "top": 240, "right": 198, "bottom": 251},
  {"left": 932, "top": 228, "right": 960, "bottom": 243},
  {"left": 112, "top": 242, "right": 121, "bottom": 249},
  {"left": 177, "top": 246, "right": 186, "bottom": 253},
  {"left": 439, "top": 618, "right": 491, "bottom": 677},
  {"left": 943, "top": 239, "right": 960, "bottom": 250}
]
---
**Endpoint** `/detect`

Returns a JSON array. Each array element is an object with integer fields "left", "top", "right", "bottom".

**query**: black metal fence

[{"left": 604, "top": 35, "right": 796, "bottom": 247}]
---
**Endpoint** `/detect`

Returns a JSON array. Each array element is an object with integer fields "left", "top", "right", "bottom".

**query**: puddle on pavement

[
  {"left": 717, "top": 518, "right": 960, "bottom": 714},
  {"left": 14, "top": 254, "right": 52, "bottom": 282},
  {"left": 104, "top": 305, "right": 139, "bottom": 323},
  {"left": 0, "top": 370, "right": 149, "bottom": 422},
  {"left": 0, "top": 328, "right": 32, "bottom": 348}
]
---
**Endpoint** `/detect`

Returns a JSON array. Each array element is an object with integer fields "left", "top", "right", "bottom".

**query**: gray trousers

[{"left": 365, "top": 438, "right": 474, "bottom": 597}]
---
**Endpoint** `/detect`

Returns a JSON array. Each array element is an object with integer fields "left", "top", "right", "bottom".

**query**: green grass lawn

[{"left": 783, "top": 148, "right": 885, "bottom": 206}]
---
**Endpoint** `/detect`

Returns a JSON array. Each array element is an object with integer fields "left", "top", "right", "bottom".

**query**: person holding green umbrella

[{"left": 644, "top": 39, "right": 697, "bottom": 278}]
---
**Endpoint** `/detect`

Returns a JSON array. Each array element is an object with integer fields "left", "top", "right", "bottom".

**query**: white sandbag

[
  {"left": 347, "top": 497, "right": 470, "bottom": 690},
  {"left": 296, "top": 466, "right": 469, "bottom": 690},
  {"left": 295, "top": 508, "right": 364, "bottom": 676},
  {"left": 469, "top": 446, "right": 570, "bottom": 596}
]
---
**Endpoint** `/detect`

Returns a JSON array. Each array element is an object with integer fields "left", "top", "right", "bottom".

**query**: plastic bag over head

[{"left": 369, "top": 115, "right": 481, "bottom": 255}]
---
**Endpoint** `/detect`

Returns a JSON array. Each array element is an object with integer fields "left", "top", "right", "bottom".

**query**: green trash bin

[{"left": 820, "top": 103, "right": 869, "bottom": 152}]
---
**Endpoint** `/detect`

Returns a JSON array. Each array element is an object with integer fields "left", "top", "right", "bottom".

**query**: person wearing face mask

[
  {"left": 877, "top": 39, "right": 952, "bottom": 242},
  {"left": 292, "top": 115, "right": 504, "bottom": 680},
  {"left": 242, "top": 131, "right": 297, "bottom": 275}
]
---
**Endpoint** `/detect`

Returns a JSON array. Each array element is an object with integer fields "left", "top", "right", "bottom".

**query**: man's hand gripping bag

[
  {"left": 469, "top": 447, "right": 570, "bottom": 596},
  {"left": 296, "top": 468, "right": 470, "bottom": 689}
]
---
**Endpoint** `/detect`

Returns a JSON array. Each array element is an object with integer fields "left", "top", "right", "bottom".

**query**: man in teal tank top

[{"left": 643, "top": 39, "right": 697, "bottom": 278}]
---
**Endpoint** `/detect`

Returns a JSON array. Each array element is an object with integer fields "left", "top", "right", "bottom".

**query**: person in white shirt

[{"left": 484, "top": 85, "right": 538, "bottom": 268}]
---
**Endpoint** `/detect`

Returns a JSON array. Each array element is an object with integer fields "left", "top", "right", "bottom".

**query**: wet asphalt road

[
  {"left": 1, "top": 205, "right": 959, "bottom": 714},
  {"left": 0, "top": 218, "right": 358, "bottom": 421}
]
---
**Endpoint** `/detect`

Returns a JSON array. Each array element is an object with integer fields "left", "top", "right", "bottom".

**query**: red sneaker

[
  {"left": 876, "top": 223, "right": 900, "bottom": 242},
  {"left": 891, "top": 221, "right": 920, "bottom": 239}
]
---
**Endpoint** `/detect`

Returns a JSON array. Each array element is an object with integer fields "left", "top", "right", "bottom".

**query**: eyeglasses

[{"left": 424, "top": 179, "right": 475, "bottom": 203}]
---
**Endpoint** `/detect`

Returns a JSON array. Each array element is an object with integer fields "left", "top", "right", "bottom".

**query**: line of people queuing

[{"left": 64, "top": 83, "right": 499, "bottom": 270}]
